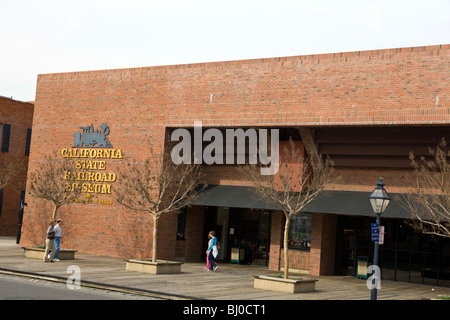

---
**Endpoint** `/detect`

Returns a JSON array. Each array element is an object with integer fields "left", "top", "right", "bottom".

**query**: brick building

[
  {"left": 21, "top": 45, "right": 450, "bottom": 286},
  {"left": 0, "top": 96, "right": 34, "bottom": 237}
]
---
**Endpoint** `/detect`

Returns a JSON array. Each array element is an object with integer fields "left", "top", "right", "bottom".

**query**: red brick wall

[
  {"left": 268, "top": 210, "right": 311, "bottom": 274},
  {"left": 0, "top": 97, "right": 34, "bottom": 236},
  {"left": 328, "top": 167, "right": 417, "bottom": 193},
  {"left": 281, "top": 250, "right": 310, "bottom": 272},
  {"left": 184, "top": 206, "right": 206, "bottom": 261},
  {"left": 310, "top": 213, "right": 337, "bottom": 276},
  {"left": 268, "top": 211, "right": 283, "bottom": 271},
  {"left": 21, "top": 44, "right": 449, "bottom": 260},
  {"left": 269, "top": 212, "right": 336, "bottom": 275},
  {"left": 33, "top": 45, "right": 449, "bottom": 130}
]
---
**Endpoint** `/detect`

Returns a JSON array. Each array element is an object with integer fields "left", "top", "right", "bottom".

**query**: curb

[{"left": 0, "top": 267, "right": 196, "bottom": 300}]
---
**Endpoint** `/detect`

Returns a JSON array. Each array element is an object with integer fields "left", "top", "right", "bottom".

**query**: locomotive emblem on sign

[{"left": 73, "top": 123, "right": 113, "bottom": 148}]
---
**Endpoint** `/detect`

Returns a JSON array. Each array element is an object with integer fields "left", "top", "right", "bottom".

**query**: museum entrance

[{"left": 202, "top": 206, "right": 271, "bottom": 266}]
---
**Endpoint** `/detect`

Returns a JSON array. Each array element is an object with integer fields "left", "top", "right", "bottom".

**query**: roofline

[{"left": 37, "top": 43, "right": 449, "bottom": 79}]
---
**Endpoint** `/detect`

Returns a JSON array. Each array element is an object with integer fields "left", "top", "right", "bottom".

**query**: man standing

[
  {"left": 54, "top": 219, "right": 62, "bottom": 262},
  {"left": 43, "top": 220, "right": 56, "bottom": 262}
]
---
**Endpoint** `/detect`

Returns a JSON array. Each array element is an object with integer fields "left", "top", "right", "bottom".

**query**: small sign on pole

[
  {"left": 371, "top": 223, "right": 379, "bottom": 242},
  {"left": 379, "top": 226, "right": 385, "bottom": 245}
]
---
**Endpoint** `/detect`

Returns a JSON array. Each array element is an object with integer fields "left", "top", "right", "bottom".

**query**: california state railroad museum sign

[{"left": 60, "top": 123, "right": 122, "bottom": 205}]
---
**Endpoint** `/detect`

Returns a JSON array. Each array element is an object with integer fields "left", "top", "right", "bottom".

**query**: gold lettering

[
  {"left": 98, "top": 161, "right": 106, "bottom": 170},
  {"left": 60, "top": 148, "right": 120, "bottom": 203},
  {"left": 99, "top": 199, "right": 113, "bottom": 205},
  {"left": 94, "top": 172, "right": 102, "bottom": 181},
  {"left": 114, "top": 149, "right": 123, "bottom": 159},
  {"left": 63, "top": 171, "right": 117, "bottom": 182},
  {"left": 60, "top": 148, "right": 123, "bottom": 159},
  {"left": 102, "top": 184, "right": 111, "bottom": 194},
  {"left": 64, "top": 171, "right": 70, "bottom": 180},
  {"left": 79, "top": 183, "right": 112, "bottom": 194},
  {"left": 74, "top": 160, "right": 107, "bottom": 170},
  {"left": 81, "top": 149, "right": 89, "bottom": 158}
]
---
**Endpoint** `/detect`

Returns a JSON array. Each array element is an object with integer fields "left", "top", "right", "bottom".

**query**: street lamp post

[{"left": 368, "top": 178, "right": 390, "bottom": 300}]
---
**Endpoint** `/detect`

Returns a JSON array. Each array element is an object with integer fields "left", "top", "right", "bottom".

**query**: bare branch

[
  {"left": 401, "top": 138, "right": 450, "bottom": 238},
  {"left": 240, "top": 139, "right": 337, "bottom": 278},
  {"left": 0, "top": 152, "right": 25, "bottom": 190},
  {"left": 113, "top": 150, "right": 206, "bottom": 261},
  {"left": 28, "top": 153, "right": 82, "bottom": 219}
]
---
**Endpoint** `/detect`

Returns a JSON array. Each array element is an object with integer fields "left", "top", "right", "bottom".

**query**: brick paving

[{"left": 1, "top": 237, "right": 450, "bottom": 300}]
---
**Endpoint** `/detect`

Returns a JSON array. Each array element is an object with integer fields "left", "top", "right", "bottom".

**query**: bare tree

[
  {"left": 401, "top": 138, "right": 450, "bottom": 238},
  {"left": 240, "top": 139, "right": 336, "bottom": 279},
  {"left": 113, "top": 153, "right": 205, "bottom": 262},
  {"left": 0, "top": 152, "right": 25, "bottom": 190},
  {"left": 28, "top": 154, "right": 81, "bottom": 220}
]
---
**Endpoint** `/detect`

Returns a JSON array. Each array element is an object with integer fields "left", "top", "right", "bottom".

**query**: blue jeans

[
  {"left": 208, "top": 251, "right": 217, "bottom": 270},
  {"left": 54, "top": 237, "right": 61, "bottom": 259}
]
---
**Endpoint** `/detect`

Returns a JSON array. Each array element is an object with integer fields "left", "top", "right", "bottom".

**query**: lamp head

[{"left": 369, "top": 178, "right": 391, "bottom": 214}]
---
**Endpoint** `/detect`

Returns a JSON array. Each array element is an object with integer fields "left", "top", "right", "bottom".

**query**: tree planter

[
  {"left": 22, "top": 247, "right": 77, "bottom": 260},
  {"left": 253, "top": 275, "right": 318, "bottom": 293},
  {"left": 126, "top": 259, "right": 183, "bottom": 275}
]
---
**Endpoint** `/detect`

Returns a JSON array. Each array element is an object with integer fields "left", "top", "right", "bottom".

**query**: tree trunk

[
  {"left": 152, "top": 216, "right": 158, "bottom": 262},
  {"left": 51, "top": 205, "right": 58, "bottom": 220},
  {"left": 283, "top": 215, "right": 291, "bottom": 279}
]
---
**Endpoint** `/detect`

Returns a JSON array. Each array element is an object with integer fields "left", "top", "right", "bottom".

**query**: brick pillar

[
  {"left": 184, "top": 206, "right": 205, "bottom": 261},
  {"left": 268, "top": 210, "right": 283, "bottom": 271},
  {"left": 156, "top": 211, "right": 178, "bottom": 260},
  {"left": 309, "top": 213, "right": 337, "bottom": 276}
]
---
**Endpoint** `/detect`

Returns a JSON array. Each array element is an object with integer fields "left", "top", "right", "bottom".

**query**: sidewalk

[{"left": 1, "top": 237, "right": 449, "bottom": 300}]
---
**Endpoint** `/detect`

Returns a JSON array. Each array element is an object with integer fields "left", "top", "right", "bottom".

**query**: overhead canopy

[
  {"left": 191, "top": 185, "right": 412, "bottom": 219},
  {"left": 192, "top": 185, "right": 281, "bottom": 210},
  {"left": 301, "top": 190, "right": 411, "bottom": 219}
]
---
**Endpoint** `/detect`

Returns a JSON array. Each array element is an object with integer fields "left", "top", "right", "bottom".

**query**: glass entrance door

[{"left": 226, "top": 208, "right": 271, "bottom": 265}]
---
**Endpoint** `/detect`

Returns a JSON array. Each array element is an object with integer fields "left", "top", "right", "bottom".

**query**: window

[
  {"left": 25, "top": 128, "right": 32, "bottom": 156},
  {"left": 0, "top": 189, "right": 3, "bottom": 216},
  {"left": 288, "top": 213, "right": 312, "bottom": 250},
  {"left": 177, "top": 207, "right": 187, "bottom": 239},
  {"left": 1, "top": 124, "right": 11, "bottom": 153}
]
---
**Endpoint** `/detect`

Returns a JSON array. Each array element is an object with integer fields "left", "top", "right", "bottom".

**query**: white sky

[{"left": 1, "top": 0, "right": 449, "bottom": 102}]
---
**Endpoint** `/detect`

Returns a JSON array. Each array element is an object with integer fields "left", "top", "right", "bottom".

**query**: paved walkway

[{"left": 1, "top": 237, "right": 450, "bottom": 300}]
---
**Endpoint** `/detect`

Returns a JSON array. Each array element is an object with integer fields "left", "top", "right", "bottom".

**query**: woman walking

[
  {"left": 204, "top": 235, "right": 211, "bottom": 270},
  {"left": 206, "top": 231, "right": 219, "bottom": 271}
]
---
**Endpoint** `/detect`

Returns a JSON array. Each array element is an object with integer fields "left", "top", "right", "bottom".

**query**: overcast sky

[{"left": 1, "top": 0, "right": 449, "bottom": 102}]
